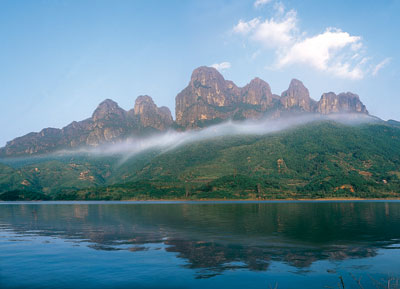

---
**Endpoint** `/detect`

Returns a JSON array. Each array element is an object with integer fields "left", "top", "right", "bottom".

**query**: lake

[{"left": 1, "top": 201, "right": 400, "bottom": 289}]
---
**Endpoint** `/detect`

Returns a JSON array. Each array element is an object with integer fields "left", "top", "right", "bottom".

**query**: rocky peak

[
  {"left": 187, "top": 66, "right": 239, "bottom": 107},
  {"left": 190, "top": 66, "right": 225, "bottom": 87},
  {"left": 134, "top": 95, "right": 173, "bottom": 131},
  {"left": 317, "top": 92, "right": 339, "bottom": 114},
  {"left": 0, "top": 66, "right": 373, "bottom": 156},
  {"left": 317, "top": 92, "right": 368, "bottom": 114},
  {"left": 87, "top": 99, "right": 133, "bottom": 146},
  {"left": 288, "top": 78, "right": 305, "bottom": 90},
  {"left": 243, "top": 77, "right": 271, "bottom": 95},
  {"left": 176, "top": 66, "right": 240, "bottom": 128},
  {"left": 283, "top": 79, "right": 309, "bottom": 98},
  {"left": 337, "top": 92, "right": 368, "bottom": 114},
  {"left": 248, "top": 77, "right": 270, "bottom": 87},
  {"left": 134, "top": 95, "right": 157, "bottom": 115},
  {"left": 92, "top": 99, "right": 126, "bottom": 122},
  {"left": 159, "top": 106, "right": 173, "bottom": 120},
  {"left": 280, "top": 79, "right": 315, "bottom": 112},
  {"left": 241, "top": 77, "right": 275, "bottom": 110}
]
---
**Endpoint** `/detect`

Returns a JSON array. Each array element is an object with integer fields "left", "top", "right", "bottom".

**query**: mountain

[
  {"left": 1, "top": 121, "right": 399, "bottom": 200},
  {"left": 0, "top": 66, "right": 371, "bottom": 157},
  {"left": 317, "top": 92, "right": 368, "bottom": 114},
  {"left": 175, "top": 66, "right": 368, "bottom": 128},
  {"left": 280, "top": 79, "right": 316, "bottom": 112},
  {"left": 1, "top": 63, "right": 398, "bottom": 200},
  {"left": 387, "top": 119, "right": 400, "bottom": 127},
  {"left": 0, "top": 96, "right": 173, "bottom": 157},
  {"left": 175, "top": 66, "right": 279, "bottom": 128},
  {"left": 134, "top": 95, "right": 173, "bottom": 130}
]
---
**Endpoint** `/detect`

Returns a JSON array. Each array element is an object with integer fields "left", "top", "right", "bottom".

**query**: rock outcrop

[
  {"left": 175, "top": 67, "right": 279, "bottom": 127},
  {"left": 133, "top": 95, "right": 173, "bottom": 131},
  {"left": 175, "top": 66, "right": 241, "bottom": 128},
  {"left": 239, "top": 77, "right": 280, "bottom": 119},
  {"left": 0, "top": 96, "right": 172, "bottom": 157},
  {"left": 0, "top": 65, "right": 371, "bottom": 157},
  {"left": 280, "top": 79, "right": 316, "bottom": 112},
  {"left": 86, "top": 99, "right": 135, "bottom": 146},
  {"left": 241, "top": 77, "right": 274, "bottom": 109},
  {"left": 175, "top": 67, "right": 368, "bottom": 128},
  {"left": 92, "top": 99, "right": 126, "bottom": 122},
  {"left": 317, "top": 92, "right": 368, "bottom": 114}
]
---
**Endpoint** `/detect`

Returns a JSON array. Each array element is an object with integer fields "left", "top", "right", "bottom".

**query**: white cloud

[
  {"left": 211, "top": 62, "right": 231, "bottom": 71},
  {"left": 232, "top": 8, "right": 388, "bottom": 80},
  {"left": 328, "top": 62, "right": 364, "bottom": 80},
  {"left": 254, "top": 0, "right": 272, "bottom": 8},
  {"left": 277, "top": 28, "right": 364, "bottom": 79},
  {"left": 372, "top": 58, "right": 391, "bottom": 76},
  {"left": 233, "top": 18, "right": 260, "bottom": 35},
  {"left": 233, "top": 10, "right": 297, "bottom": 48},
  {"left": 252, "top": 10, "right": 297, "bottom": 48}
]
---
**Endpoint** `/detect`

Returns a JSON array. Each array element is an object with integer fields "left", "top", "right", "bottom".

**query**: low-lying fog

[
  {"left": 1, "top": 113, "right": 379, "bottom": 165},
  {"left": 69, "top": 113, "right": 377, "bottom": 161}
]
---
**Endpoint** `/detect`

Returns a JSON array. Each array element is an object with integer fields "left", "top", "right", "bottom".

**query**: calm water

[{"left": 1, "top": 201, "right": 400, "bottom": 289}]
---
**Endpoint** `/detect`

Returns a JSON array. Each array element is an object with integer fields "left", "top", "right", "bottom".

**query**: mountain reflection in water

[
  {"left": 1, "top": 201, "right": 399, "bottom": 280},
  {"left": 0, "top": 202, "right": 400, "bottom": 286}
]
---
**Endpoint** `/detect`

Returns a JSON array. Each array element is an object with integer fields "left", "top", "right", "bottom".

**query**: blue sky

[{"left": 0, "top": 0, "right": 399, "bottom": 146}]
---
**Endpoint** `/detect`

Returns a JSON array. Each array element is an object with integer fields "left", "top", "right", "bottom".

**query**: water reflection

[{"left": 1, "top": 202, "right": 400, "bottom": 278}]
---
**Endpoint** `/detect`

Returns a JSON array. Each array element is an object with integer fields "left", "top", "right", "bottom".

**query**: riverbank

[{"left": 2, "top": 197, "right": 400, "bottom": 203}]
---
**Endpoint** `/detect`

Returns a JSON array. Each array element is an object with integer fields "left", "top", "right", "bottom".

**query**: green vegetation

[
  {"left": 0, "top": 189, "right": 51, "bottom": 201},
  {"left": 1, "top": 121, "right": 400, "bottom": 200}
]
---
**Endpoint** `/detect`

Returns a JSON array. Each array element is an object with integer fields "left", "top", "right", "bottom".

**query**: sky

[{"left": 0, "top": 0, "right": 399, "bottom": 146}]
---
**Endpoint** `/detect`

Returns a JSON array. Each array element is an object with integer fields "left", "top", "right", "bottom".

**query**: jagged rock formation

[
  {"left": 241, "top": 77, "right": 274, "bottom": 108},
  {"left": 92, "top": 99, "right": 126, "bottom": 122},
  {"left": 175, "top": 66, "right": 368, "bottom": 128},
  {"left": 86, "top": 99, "right": 135, "bottom": 146},
  {"left": 317, "top": 92, "right": 368, "bottom": 114},
  {"left": 280, "top": 79, "right": 316, "bottom": 112},
  {"left": 0, "top": 97, "right": 172, "bottom": 157},
  {"left": 0, "top": 65, "right": 371, "bottom": 157},
  {"left": 175, "top": 66, "right": 241, "bottom": 128},
  {"left": 240, "top": 77, "right": 280, "bottom": 119},
  {"left": 175, "top": 66, "right": 282, "bottom": 128},
  {"left": 133, "top": 95, "right": 173, "bottom": 131}
]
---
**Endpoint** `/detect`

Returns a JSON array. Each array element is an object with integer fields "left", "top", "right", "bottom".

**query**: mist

[
  {"left": 58, "top": 113, "right": 378, "bottom": 163},
  {"left": 0, "top": 113, "right": 379, "bottom": 167}
]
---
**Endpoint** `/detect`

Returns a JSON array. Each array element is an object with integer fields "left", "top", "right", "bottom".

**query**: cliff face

[
  {"left": 280, "top": 79, "right": 316, "bottom": 112},
  {"left": 86, "top": 99, "right": 135, "bottom": 146},
  {"left": 133, "top": 95, "right": 173, "bottom": 131},
  {"left": 175, "top": 67, "right": 368, "bottom": 129},
  {"left": 241, "top": 77, "right": 274, "bottom": 109},
  {"left": 175, "top": 66, "right": 241, "bottom": 128},
  {"left": 0, "top": 65, "right": 371, "bottom": 157},
  {"left": 1, "top": 128, "right": 64, "bottom": 156},
  {"left": 317, "top": 92, "right": 368, "bottom": 114},
  {"left": 0, "top": 97, "right": 173, "bottom": 157},
  {"left": 175, "top": 67, "right": 281, "bottom": 128},
  {"left": 239, "top": 77, "right": 280, "bottom": 119}
]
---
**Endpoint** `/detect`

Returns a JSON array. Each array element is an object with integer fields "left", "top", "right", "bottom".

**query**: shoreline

[
  {"left": 1, "top": 197, "right": 400, "bottom": 203},
  {"left": 118, "top": 196, "right": 400, "bottom": 202}
]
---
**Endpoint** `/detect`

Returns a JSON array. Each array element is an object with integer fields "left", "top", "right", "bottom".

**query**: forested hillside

[{"left": 1, "top": 121, "right": 399, "bottom": 200}]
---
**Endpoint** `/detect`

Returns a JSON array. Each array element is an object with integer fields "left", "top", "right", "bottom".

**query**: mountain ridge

[
  {"left": 1, "top": 121, "right": 399, "bottom": 200},
  {"left": 1, "top": 66, "right": 372, "bottom": 157}
]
